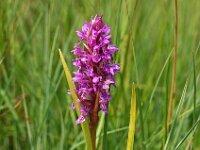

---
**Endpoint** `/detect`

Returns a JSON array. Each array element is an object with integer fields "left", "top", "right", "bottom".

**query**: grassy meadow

[{"left": 0, "top": 0, "right": 200, "bottom": 149}]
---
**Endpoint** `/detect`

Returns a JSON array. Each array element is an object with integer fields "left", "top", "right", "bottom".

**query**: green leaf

[
  {"left": 175, "top": 118, "right": 200, "bottom": 150},
  {"left": 58, "top": 49, "right": 92, "bottom": 150},
  {"left": 164, "top": 79, "right": 189, "bottom": 150},
  {"left": 103, "top": 113, "right": 108, "bottom": 150},
  {"left": 126, "top": 83, "right": 137, "bottom": 150},
  {"left": 96, "top": 113, "right": 105, "bottom": 147}
]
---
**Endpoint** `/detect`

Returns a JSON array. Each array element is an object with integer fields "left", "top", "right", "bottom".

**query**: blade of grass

[
  {"left": 0, "top": 90, "right": 23, "bottom": 134},
  {"left": 0, "top": 90, "right": 20, "bottom": 121},
  {"left": 131, "top": 40, "right": 139, "bottom": 84},
  {"left": 107, "top": 126, "right": 129, "bottom": 134},
  {"left": 70, "top": 141, "right": 85, "bottom": 150},
  {"left": 164, "top": 79, "right": 189, "bottom": 150},
  {"left": 35, "top": 26, "right": 60, "bottom": 147},
  {"left": 164, "top": 63, "right": 170, "bottom": 142},
  {"left": 142, "top": 103, "right": 200, "bottom": 148},
  {"left": 192, "top": 52, "right": 196, "bottom": 124},
  {"left": 22, "top": 87, "right": 33, "bottom": 149},
  {"left": 185, "top": 42, "right": 200, "bottom": 149},
  {"left": 58, "top": 49, "right": 92, "bottom": 150},
  {"left": 171, "top": 46, "right": 200, "bottom": 148},
  {"left": 103, "top": 113, "right": 108, "bottom": 150},
  {"left": 126, "top": 83, "right": 137, "bottom": 150},
  {"left": 96, "top": 113, "right": 105, "bottom": 147},
  {"left": 175, "top": 118, "right": 200, "bottom": 150},
  {"left": 144, "top": 49, "right": 173, "bottom": 120},
  {"left": 71, "top": 126, "right": 129, "bottom": 149}
]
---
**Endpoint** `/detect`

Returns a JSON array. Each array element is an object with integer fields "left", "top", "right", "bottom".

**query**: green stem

[
  {"left": 192, "top": 52, "right": 196, "bottom": 124},
  {"left": 103, "top": 114, "right": 108, "bottom": 150}
]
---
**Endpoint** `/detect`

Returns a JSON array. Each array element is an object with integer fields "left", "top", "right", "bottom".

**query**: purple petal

[
  {"left": 92, "top": 76, "right": 102, "bottom": 83},
  {"left": 71, "top": 47, "right": 83, "bottom": 55},
  {"left": 76, "top": 31, "right": 84, "bottom": 38},
  {"left": 72, "top": 59, "right": 81, "bottom": 67},
  {"left": 110, "top": 64, "right": 120, "bottom": 75},
  {"left": 67, "top": 90, "right": 71, "bottom": 95},
  {"left": 92, "top": 53, "right": 101, "bottom": 63},
  {"left": 103, "top": 84, "right": 109, "bottom": 90},
  {"left": 100, "top": 91, "right": 111, "bottom": 101},
  {"left": 101, "top": 104, "right": 108, "bottom": 113},
  {"left": 71, "top": 102, "right": 75, "bottom": 110},
  {"left": 108, "top": 45, "right": 118, "bottom": 53},
  {"left": 77, "top": 99, "right": 81, "bottom": 103},
  {"left": 76, "top": 115, "right": 85, "bottom": 124},
  {"left": 82, "top": 23, "right": 89, "bottom": 32},
  {"left": 72, "top": 72, "right": 83, "bottom": 82},
  {"left": 102, "top": 39, "right": 110, "bottom": 45},
  {"left": 79, "top": 108, "right": 88, "bottom": 116},
  {"left": 105, "top": 79, "right": 115, "bottom": 84},
  {"left": 102, "top": 24, "right": 111, "bottom": 34},
  {"left": 103, "top": 54, "right": 112, "bottom": 60}
]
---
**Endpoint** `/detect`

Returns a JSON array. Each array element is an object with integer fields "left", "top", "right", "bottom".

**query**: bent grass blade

[
  {"left": 126, "top": 83, "right": 137, "bottom": 150},
  {"left": 58, "top": 49, "right": 92, "bottom": 150}
]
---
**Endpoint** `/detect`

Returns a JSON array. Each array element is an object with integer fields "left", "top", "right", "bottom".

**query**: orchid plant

[{"left": 59, "top": 16, "right": 136, "bottom": 150}]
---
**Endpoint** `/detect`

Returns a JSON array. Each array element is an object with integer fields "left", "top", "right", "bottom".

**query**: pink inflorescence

[{"left": 71, "top": 15, "right": 120, "bottom": 124}]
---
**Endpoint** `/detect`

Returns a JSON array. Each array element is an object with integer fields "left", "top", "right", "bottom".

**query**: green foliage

[
  {"left": 0, "top": 0, "right": 200, "bottom": 149},
  {"left": 58, "top": 49, "right": 92, "bottom": 150},
  {"left": 126, "top": 83, "right": 136, "bottom": 150}
]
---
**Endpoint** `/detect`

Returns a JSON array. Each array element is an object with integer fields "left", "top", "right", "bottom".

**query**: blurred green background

[{"left": 0, "top": 0, "right": 200, "bottom": 149}]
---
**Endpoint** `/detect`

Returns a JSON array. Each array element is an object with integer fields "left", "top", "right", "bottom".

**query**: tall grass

[{"left": 0, "top": 0, "right": 200, "bottom": 149}]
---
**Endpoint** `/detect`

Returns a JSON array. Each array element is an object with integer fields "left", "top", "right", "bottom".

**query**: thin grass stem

[{"left": 167, "top": 0, "right": 178, "bottom": 133}]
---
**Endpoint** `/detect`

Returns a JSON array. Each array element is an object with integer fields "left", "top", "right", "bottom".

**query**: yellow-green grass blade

[
  {"left": 126, "top": 83, "right": 137, "bottom": 150},
  {"left": 58, "top": 49, "right": 92, "bottom": 150}
]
